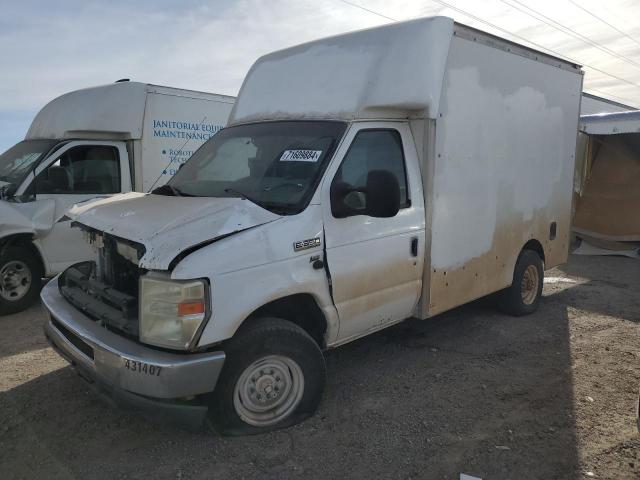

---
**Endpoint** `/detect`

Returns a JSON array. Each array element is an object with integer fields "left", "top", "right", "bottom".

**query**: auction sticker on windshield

[{"left": 280, "top": 150, "right": 322, "bottom": 162}]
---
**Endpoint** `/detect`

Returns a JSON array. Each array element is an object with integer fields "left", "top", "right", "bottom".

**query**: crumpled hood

[{"left": 68, "top": 192, "right": 281, "bottom": 270}]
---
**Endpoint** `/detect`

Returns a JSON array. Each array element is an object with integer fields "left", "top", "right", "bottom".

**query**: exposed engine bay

[{"left": 58, "top": 224, "right": 145, "bottom": 339}]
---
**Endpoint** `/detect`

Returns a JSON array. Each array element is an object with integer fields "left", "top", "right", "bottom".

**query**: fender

[
  {"left": 0, "top": 199, "right": 56, "bottom": 276},
  {"left": 170, "top": 205, "right": 340, "bottom": 347},
  {"left": 0, "top": 198, "right": 56, "bottom": 238},
  {"left": 195, "top": 254, "right": 338, "bottom": 348}
]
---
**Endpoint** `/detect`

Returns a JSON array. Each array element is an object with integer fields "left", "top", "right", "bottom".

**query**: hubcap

[
  {"left": 233, "top": 355, "right": 304, "bottom": 427},
  {"left": 520, "top": 264, "right": 539, "bottom": 305},
  {"left": 0, "top": 260, "right": 32, "bottom": 302}
]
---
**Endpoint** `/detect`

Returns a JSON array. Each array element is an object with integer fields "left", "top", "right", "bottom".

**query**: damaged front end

[
  {"left": 42, "top": 222, "right": 226, "bottom": 410},
  {"left": 59, "top": 226, "right": 145, "bottom": 340},
  {"left": 59, "top": 224, "right": 211, "bottom": 351}
]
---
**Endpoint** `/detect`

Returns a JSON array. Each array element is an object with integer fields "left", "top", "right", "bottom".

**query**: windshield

[
  {"left": 0, "top": 139, "right": 58, "bottom": 196},
  {"left": 165, "top": 121, "right": 347, "bottom": 214}
]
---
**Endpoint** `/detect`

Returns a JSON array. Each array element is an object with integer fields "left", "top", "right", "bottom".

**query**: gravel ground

[{"left": 0, "top": 254, "right": 638, "bottom": 480}]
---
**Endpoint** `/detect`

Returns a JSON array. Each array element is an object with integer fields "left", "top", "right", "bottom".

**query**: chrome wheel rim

[
  {"left": 233, "top": 355, "right": 304, "bottom": 427},
  {"left": 0, "top": 260, "right": 32, "bottom": 302},
  {"left": 521, "top": 264, "right": 539, "bottom": 305}
]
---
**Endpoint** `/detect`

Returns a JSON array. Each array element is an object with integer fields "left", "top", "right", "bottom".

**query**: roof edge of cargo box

[
  {"left": 228, "top": 16, "right": 583, "bottom": 126},
  {"left": 580, "top": 110, "right": 640, "bottom": 135},
  {"left": 452, "top": 22, "right": 582, "bottom": 74},
  {"left": 26, "top": 82, "right": 235, "bottom": 141}
]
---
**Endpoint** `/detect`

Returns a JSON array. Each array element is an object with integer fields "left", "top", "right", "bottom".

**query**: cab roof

[{"left": 229, "top": 16, "right": 455, "bottom": 125}]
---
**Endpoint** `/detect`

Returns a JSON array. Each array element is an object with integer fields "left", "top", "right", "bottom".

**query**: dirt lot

[{"left": 0, "top": 254, "right": 638, "bottom": 479}]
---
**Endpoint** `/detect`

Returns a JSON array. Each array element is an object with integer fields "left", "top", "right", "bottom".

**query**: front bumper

[{"left": 41, "top": 276, "right": 225, "bottom": 427}]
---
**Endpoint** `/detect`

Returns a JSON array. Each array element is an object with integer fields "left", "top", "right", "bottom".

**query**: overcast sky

[{"left": 2, "top": 0, "right": 640, "bottom": 152}]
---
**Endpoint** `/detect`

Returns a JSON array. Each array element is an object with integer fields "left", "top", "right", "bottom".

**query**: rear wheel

[
  {"left": 0, "top": 246, "right": 43, "bottom": 315},
  {"left": 497, "top": 249, "right": 543, "bottom": 316},
  {"left": 207, "top": 317, "right": 326, "bottom": 435}
]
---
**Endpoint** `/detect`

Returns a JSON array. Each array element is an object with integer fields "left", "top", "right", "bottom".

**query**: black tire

[
  {"left": 0, "top": 245, "right": 43, "bottom": 316},
  {"left": 207, "top": 317, "right": 326, "bottom": 436},
  {"left": 497, "top": 249, "right": 544, "bottom": 316}
]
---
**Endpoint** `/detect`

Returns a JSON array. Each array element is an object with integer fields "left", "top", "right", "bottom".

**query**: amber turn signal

[{"left": 178, "top": 301, "right": 205, "bottom": 316}]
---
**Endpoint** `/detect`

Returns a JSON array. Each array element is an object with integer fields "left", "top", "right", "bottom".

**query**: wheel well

[
  {"left": 522, "top": 239, "right": 545, "bottom": 263},
  {"left": 0, "top": 235, "right": 45, "bottom": 276},
  {"left": 243, "top": 294, "right": 328, "bottom": 348}
]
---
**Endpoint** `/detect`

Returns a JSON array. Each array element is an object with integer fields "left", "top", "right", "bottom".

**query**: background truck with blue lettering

[{"left": 0, "top": 81, "right": 234, "bottom": 314}]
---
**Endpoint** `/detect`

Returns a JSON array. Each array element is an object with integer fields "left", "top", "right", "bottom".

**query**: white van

[
  {"left": 42, "top": 17, "right": 583, "bottom": 434},
  {"left": 0, "top": 81, "right": 234, "bottom": 314}
]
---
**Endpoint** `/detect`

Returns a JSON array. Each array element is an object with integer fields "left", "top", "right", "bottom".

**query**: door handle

[{"left": 410, "top": 237, "right": 418, "bottom": 257}]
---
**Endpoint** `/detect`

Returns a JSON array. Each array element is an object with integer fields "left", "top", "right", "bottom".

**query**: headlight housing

[{"left": 139, "top": 276, "right": 209, "bottom": 350}]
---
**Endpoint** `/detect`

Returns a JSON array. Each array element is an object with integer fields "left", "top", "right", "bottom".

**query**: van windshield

[
  {"left": 0, "top": 139, "right": 58, "bottom": 197},
  {"left": 165, "top": 121, "right": 347, "bottom": 214}
]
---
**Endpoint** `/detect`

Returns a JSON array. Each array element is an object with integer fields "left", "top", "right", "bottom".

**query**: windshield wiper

[
  {"left": 225, "top": 188, "right": 297, "bottom": 215},
  {"left": 260, "top": 201, "right": 299, "bottom": 215},
  {"left": 151, "top": 184, "right": 193, "bottom": 197},
  {"left": 224, "top": 188, "right": 266, "bottom": 209}
]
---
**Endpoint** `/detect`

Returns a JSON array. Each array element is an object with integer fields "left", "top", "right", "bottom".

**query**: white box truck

[
  {"left": 0, "top": 81, "right": 234, "bottom": 314},
  {"left": 42, "top": 17, "right": 583, "bottom": 434}
]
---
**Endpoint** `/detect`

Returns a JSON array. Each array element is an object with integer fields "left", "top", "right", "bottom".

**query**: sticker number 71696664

[{"left": 123, "top": 359, "right": 162, "bottom": 376}]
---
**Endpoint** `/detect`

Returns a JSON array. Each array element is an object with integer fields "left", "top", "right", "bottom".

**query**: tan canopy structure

[{"left": 573, "top": 111, "right": 640, "bottom": 256}]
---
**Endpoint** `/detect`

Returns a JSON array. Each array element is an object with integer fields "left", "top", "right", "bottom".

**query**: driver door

[
  {"left": 31, "top": 141, "right": 130, "bottom": 274},
  {"left": 322, "top": 122, "right": 426, "bottom": 343}
]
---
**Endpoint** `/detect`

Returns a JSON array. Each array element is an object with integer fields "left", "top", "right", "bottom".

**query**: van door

[
  {"left": 321, "top": 122, "right": 426, "bottom": 343},
  {"left": 28, "top": 140, "right": 130, "bottom": 274}
]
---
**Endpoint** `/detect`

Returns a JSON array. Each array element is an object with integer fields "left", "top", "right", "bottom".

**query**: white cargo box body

[
  {"left": 231, "top": 17, "right": 583, "bottom": 317},
  {"left": 26, "top": 82, "right": 235, "bottom": 191}
]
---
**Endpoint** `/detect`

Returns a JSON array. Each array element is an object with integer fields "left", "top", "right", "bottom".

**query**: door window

[
  {"left": 333, "top": 129, "right": 409, "bottom": 213},
  {"left": 36, "top": 145, "right": 120, "bottom": 194}
]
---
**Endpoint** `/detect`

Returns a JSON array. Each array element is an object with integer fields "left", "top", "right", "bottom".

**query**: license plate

[{"left": 123, "top": 359, "right": 162, "bottom": 376}]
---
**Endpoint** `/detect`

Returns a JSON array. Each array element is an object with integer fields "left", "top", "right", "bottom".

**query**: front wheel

[
  {"left": 497, "top": 249, "right": 543, "bottom": 316},
  {"left": 0, "top": 246, "right": 43, "bottom": 316},
  {"left": 207, "top": 317, "right": 326, "bottom": 435}
]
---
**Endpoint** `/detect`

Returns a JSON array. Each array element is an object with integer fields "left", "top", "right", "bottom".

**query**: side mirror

[
  {"left": 330, "top": 181, "right": 355, "bottom": 218},
  {"left": 330, "top": 169, "right": 400, "bottom": 219},
  {"left": 365, "top": 169, "right": 401, "bottom": 218}
]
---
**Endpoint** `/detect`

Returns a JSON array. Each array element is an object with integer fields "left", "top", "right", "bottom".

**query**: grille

[
  {"left": 96, "top": 235, "right": 143, "bottom": 298},
  {"left": 59, "top": 234, "right": 145, "bottom": 339}
]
